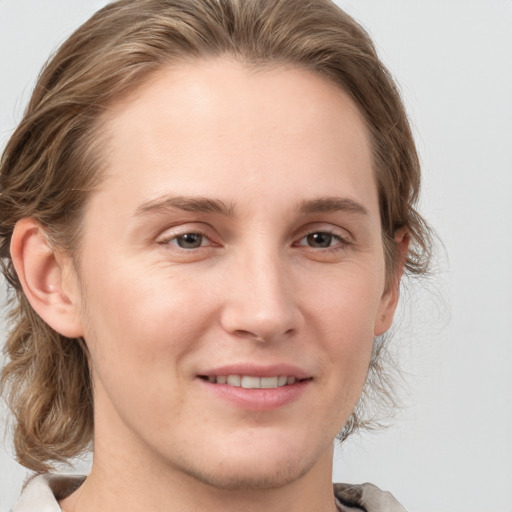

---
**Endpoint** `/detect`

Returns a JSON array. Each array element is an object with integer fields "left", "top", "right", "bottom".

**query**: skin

[{"left": 12, "top": 59, "right": 406, "bottom": 512}]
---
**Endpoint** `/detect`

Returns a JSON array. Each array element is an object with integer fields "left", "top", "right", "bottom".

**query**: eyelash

[
  {"left": 158, "top": 230, "right": 212, "bottom": 250},
  {"left": 158, "top": 229, "right": 350, "bottom": 252},
  {"left": 295, "top": 230, "right": 350, "bottom": 252}
]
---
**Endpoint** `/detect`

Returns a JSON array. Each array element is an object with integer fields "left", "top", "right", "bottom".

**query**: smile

[{"left": 201, "top": 375, "right": 306, "bottom": 388}]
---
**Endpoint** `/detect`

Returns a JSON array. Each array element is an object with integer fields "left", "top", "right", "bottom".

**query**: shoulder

[
  {"left": 12, "top": 475, "right": 406, "bottom": 512},
  {"left": 12, "top": 474, "right": 86, "bottom": 512},
  {"left": 334, "top": 482, "right": 407, "bottom": 512}
]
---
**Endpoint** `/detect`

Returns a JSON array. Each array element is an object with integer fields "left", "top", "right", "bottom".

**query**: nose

[{"left": 219, "top": 246, "right": 303, "bottom": 343}]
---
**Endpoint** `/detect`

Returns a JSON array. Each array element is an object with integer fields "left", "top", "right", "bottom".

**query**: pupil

[
  {"left": 307, "top": 232, "right": 331, "bottom": 248},
  {"left": 178, "top": 233, "right": 202, "bottom": 248}
]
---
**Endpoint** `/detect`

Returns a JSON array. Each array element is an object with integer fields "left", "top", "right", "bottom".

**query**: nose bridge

[
  {"left": 246, "top": 243, "right": 288, "bottom": 305},
  {"left": 221, "top": 236, "right": 300, "bottom": 341}
]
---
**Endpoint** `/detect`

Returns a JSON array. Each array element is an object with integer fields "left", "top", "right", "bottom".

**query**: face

[{"left": 68, "top": 60, "right": 400, "bottom": 489}]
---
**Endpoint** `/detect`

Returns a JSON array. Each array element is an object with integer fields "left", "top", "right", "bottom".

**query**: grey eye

[
  {"left": 306, "top": 232, "right": 334, "bottom": 248},
  {"left": 174, "top": 233, "right": 204, "bottom": 249}
]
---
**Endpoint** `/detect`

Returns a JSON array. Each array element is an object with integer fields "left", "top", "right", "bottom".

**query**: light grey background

[{"left": 1, "top": 1, "right": 511, "bottom": 511}]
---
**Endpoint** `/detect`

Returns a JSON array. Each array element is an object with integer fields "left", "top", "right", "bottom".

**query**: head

[{"left": 0, "top": 0, "right": 431, "bottom": 475}]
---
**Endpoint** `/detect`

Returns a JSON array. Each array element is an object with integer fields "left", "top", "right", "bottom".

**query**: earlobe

[
  {"left": 10, "top": 218, "right": 84, "bottom": 338},
  {"left": 374, "top": 228, "right": 410, "bottom": 336}
]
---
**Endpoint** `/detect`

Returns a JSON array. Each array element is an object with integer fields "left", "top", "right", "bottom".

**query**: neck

[
  {"left": 60, "top": 444, "right": 338, "bottom": 512},
  {"left": 60, "top": 384, "right": 340, "bottom": 512}
]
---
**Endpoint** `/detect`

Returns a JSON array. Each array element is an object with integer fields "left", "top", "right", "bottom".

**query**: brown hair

[{"left": 0, "top": 0, "right": 432, "bottom": 472}]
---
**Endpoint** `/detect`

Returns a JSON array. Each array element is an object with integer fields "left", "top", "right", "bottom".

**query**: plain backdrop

[{"left": 1, "top": 1, "right": 511, "bottom": 511}]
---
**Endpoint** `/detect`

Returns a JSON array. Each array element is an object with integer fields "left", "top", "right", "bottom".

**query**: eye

[
  {"left": 305, "top": 232, "right": 335, "bottom": 248},
  {"left": 296, "top": 231, "right": 348, "bottom": 249},
  {"left": 167, "top": 232, "right": 209, "bottom": 249}
]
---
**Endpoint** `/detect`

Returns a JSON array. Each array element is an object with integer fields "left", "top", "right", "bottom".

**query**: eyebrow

[
  {"left": 297, "top": 197, "right": 368, "bottom": 216},
  {"left": 135, "top": 195, "right": 235, "bottom": 217},
  {"left": 135, "top": 195, "right": 368, "bottom": 217}
]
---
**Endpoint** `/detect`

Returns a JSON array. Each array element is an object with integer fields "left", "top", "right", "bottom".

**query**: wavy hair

[{"left": 0, "top": 0, "right": 432, "bottom": 472}]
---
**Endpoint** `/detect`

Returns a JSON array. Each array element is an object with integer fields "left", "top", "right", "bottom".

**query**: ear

[
  {"left": 10, "top": 218, "right": 84, "bottom": 338},
  {"left": 374, "top": 228, "right": 410, "bottom": 336}
]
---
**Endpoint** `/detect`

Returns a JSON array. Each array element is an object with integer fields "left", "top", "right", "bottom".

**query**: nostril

[{"left": 220, "top": 296, "right": 302, "bottom": 344}]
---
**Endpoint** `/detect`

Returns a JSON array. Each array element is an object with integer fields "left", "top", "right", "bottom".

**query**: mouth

[
  {"left": 197, "top": 366, "right": 312, "bottom": 410},
  {"left": 198, "top": 375, "right": 312, "bottom": 389}
]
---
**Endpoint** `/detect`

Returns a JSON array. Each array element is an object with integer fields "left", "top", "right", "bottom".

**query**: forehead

[{"left": 94, "top": 58, "right": 376, "bottom": 217}]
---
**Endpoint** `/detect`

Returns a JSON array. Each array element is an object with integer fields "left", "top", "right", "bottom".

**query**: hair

[{"left": 0, "top": 0, "right": 432, "bottom": 472}]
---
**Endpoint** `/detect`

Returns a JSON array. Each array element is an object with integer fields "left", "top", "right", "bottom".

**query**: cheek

[
  {"left": 309, "top": 265, "right": 385, "bottom": 333},
  {"left": 307, "top": 267, "right": 384, "bottom": 386},
  {"left": 78, "top": 261, "right": 216, "bottom": 384},
  {"left": 78, "top": 269, "right": 210, "bottom": 434}
]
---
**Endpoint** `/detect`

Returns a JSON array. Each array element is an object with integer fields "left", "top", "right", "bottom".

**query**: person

[{"left": 0, "top": 0, "right": 432, "bottom": 511}]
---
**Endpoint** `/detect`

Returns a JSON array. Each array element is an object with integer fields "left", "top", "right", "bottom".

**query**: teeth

[
  {"left": 227, "top": 375, "right": 241, "bottom": 387},
  {"left": 278, "top": 376, "right": 287, "bottom": 387},
  {"left": 260, "top": 377, "right": 278, "bottom": 388},
  {"left": 206, "top": 375, "right": 301, "bottom": 388},
  {"left": 241, "top": 376, "right": 261, "bottom": 389}
]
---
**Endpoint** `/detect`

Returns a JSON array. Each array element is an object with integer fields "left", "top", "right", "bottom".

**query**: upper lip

[{"left": 197, "top": 363, "right": 311, "bottom": 380}]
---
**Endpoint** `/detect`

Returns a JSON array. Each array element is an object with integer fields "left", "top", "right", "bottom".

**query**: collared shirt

[{"left": 12, "top": 474, "right": 407, "bottom": 512}]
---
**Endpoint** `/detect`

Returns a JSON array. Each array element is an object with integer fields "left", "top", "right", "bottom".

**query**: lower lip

[{"left": 198, "top": 379, "right": 311, "bottom": 411}]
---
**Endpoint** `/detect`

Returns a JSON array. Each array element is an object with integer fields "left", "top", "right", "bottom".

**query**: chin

[
  {"left": 181, "top": 455, "right": 314, "bottom": 491},
  {"left": 170, "top": 432, "right": 329, "bottom": 492}
]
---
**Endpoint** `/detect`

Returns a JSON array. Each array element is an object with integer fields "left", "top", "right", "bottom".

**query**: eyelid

[
  {"left": 156, "top": 223, "right": 217, "bottom": 248},
  {"left": 296, "top": 230, "right": 349, "bottom": 248},
  {"left": 294, "top": 222, "right": 352, "bottom": 242}
]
